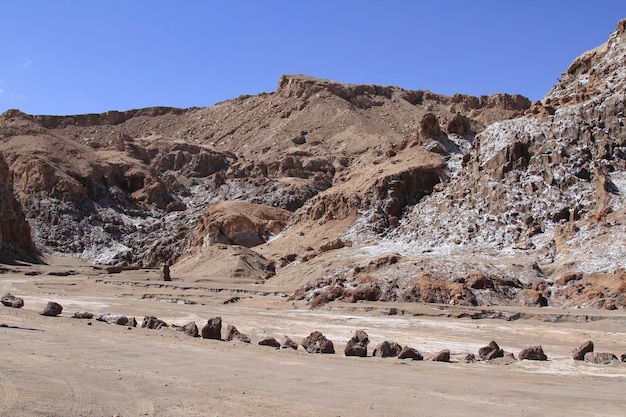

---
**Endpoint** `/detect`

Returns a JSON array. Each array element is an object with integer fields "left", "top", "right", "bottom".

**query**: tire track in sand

[
  {"left": 117, "top": 379, "right": 156, "bottom": 417},
  {"left": 59, "top": 374, "right": 93, "bottom": 417}
]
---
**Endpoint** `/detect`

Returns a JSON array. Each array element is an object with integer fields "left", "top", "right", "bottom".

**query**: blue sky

[{"left": 1, "top": 1, "right": 625, "bottom": 115}]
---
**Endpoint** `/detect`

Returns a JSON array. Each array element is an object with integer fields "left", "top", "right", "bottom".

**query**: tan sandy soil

[{"left": 1, "top": 256, "right": 625, "bottom": 417}]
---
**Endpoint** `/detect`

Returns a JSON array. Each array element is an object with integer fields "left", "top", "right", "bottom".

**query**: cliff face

[{"left": 0, "top": 153, "right": 37, "bottom": 262}]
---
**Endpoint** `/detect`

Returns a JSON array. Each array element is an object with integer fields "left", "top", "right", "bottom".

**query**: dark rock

[
  {"left": 161, "top": 263, "right": 171, "bottom": 281},
  {"left": 225, "top": 324, "right": 251, "bottom": 343},
  {"left": 373, "top": 340, "right": 402, "bottom": 358},
  {"left": 620, "top": 353, "right": 626, "bottom": 363},
  {"left": 584, "top": 352, "right": 618, "bottom": 365},
  {"left": 141, "top": 315, "right": 168, "bottom": 330},
  {"left": 479, "top": 340, "right": 504, "bottom": 361},
  {"left": 201, "top": 316, "right": 222, "bottom": 340},
  {"left": 281, "top": 336, "right": 298, "bottom": 350},
  {"left": 572, "top": 340, "right": 594, "bottom": 361},
  {"left": 301, "top": 331, "right": 335, "bottom": 354},
  {"left": 115, "top": 315, "right": 129, "bottom": 326},
  {"left": 71, "top": 312, "right": 94, "bottom": 319},
  {"left": 519, "top": 346, "right": 547, "bottom": 361},
  {"left": 40, "top": 301, "right": 63, "bottom": 317},
  {"left": 1, "top": 293, "right": 24, "bottom": 308},
  {"left": 431, "top": 349, "right": 451, "bottom": 362},
  {"left": 344, "top": 330, "right": 370, "bottom": 357},
  {"left": 258, "top": 337, "right": 281, "bottom": 348},
  {"left": 127, "top": 317, "right": 137, "bottom": 327},
  {"left": 397, "top": 346, "right": 423, "bottom": 360},
  {"left": 464, "top": 353, "right": 476, "bottom": 363}
]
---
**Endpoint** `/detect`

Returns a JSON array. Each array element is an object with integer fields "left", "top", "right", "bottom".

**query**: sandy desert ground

[{"left": 1, "top": 256, "right": 626, "bottom": 417}]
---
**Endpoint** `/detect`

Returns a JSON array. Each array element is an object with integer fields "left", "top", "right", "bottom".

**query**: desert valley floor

[{"left": 1, "top": 256, "right": 625, "bottom": 417}]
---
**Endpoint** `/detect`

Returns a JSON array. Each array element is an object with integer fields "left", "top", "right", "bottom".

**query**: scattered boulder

[
  {"left": 621, "top": 353, "right": 626, "bottom": 363},
  {"left": 572, "top": 340, "right": 594, "bottom": 360},
  {"left": 464, "top": 353, "right": 476, "bottom": 363},
  {"left": 40, "top": 301, "right": 63, "bottom": 317},
  {"left": 518, "top": 345, "right": 548, "bottom": 361},
  {"left": 344, "top": 330, "right": 370, "bottom": 357},
  {"left": 127, "top": 317, "right": 137, "bottom": 327},
  {"left": 72, "top": 312, "right": 94, "bottom": 319},
  {"left": 301, "top": 331, "right": 335, "bottom": 354},
  {"left": 201, "top": 317, "right": 222, "bottom": 340},
  {"left": 584, "top": 352, "right": 618, "bottom": 365},
  {"left": 373, "top": 340, "right": 403, "bottom": 358},
  {"left": 479, "top": 340, "right": 504, "bottom": 361},
  {"left": 1, "top": 293, "right": 24, "bottom": 308},
  {"left": 397, "top": 346, "right": 423, "bottom": 360},
  {"left": 161, "top": 263, "right": 171, "bottom": 281},
  {"left": 281, "top": 336, "right": 299, "bottom": 350},
  {"left": 225, "top": 324, "right": 251, "bottom": 343},
  {"left": 258, "top": 337, "right": 281, "bottom": 348},
  {"left": 431, "top": 349, "right": 451, "bottom": 362},
  {"left": 141, "top": 316, "right": 168, "bottom": 330},
  {"left": 173, "top": 321, "right": 199, "bottom": 337}
]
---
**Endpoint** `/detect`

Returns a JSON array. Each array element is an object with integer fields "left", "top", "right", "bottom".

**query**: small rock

[
  {"left": 40, "top": 301, "right": 63, "bottom": 317},
  {"left": 397, "top": 346, "right": 423, "bottom": 360},
  {"left": 584, "top": 352, "right": 618, "bottom": 365},
  {"left": 572, "top": 340, "right": 594, "bottom": 361},
  {"left": 1, "top": 293, "right": 24, "bottom": 308},
  {"left": 344, "top": 330, "right": 370, "bottom": 357},
  {"left": 225, "top": 324, "right": 251, "bottom": 343},
  {"left": 201, "top": 316, "right": 222, "bottom": 340},
  {"left": 373, "top": 340, "right": 402, "bottom": 358},
  {"left": 141, "top": 316, "right": 168, "bottom": 330},
  {"left": 464, "top": 353, "right": 476, "bottom": 363},
  {"left": 72, "top": 312, "right": 94, "bottom": 319},
  {"left": 258, "top": 337, "right": 281, "bottom": 348},
  {"left": 479, "top": 340, "right": 504, "bottom": 361},
  {"left": 281, "top": 336, "right": 298, "bottom": 350},
  {"left": 519, "top": 346, "right": 547, "bottom": 361},
  {"left": 301, "top": 331, "right": 335, "bottom": 354},
  {"left": 431, "top": 349, "right": 451, "bottom": 362}
]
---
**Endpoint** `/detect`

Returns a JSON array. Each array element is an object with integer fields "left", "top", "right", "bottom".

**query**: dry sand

[{"left": 1, "top": 256, "right": 625, "bottom": 417}]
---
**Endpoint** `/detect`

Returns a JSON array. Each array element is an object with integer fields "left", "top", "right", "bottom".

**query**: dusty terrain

[{"left": 1, "top": 256, "right": 626, "bottom": 417}]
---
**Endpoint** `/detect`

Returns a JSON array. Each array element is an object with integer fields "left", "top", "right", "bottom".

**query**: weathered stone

[
  {"left": 173, "top": 321, "right": 199, "bottom": 337},
  {"left": 258, "top": 337, "right": 281, "bottom": 348},
  {"left": 281, "top": 336, "right": 298, "bottom": 350},
  {"left": 225, "top": 324, "right": 251, "bottom": 343},
  {"left": 464, "top": 353, "right": 476, "bottom": 363},
  {"left": 40, "top": 301, "right": 63, "bottom": 317},
  {"left": 1, "top": 293, "right": 24, "bottom": 308},
  {"left": 518, "top": 345, "right": 548, "bottom": 361},
  {"left": 201, "top": 316, "right": 222, "bottom": 340},
  {"left": 397, "top": 346, "right": 423, "bottom": 360},
  {"left": 431, "top": 349, "right": 451, "bottom": 362},
  {"left": 373, "top": 340, "right": 402, "bottom": 358},
  {"left": 160, "top": 263, "right": 171, "bottom": 281},
  {"left": 479, "top": 340, "right": 504, "bottom": 361},
  {"left": 141, "top": 316, "right": 168, "bottom": 330},
  {"left": 572, "top": 340, "right": 594, "bottom": 361},
  {"left": 584, "top": 352, "right": 618, "bottom": 365},
  {"left": 301, "top": 331, "right": 335, "bottom": 354},
  {"left": 127, "top": 317, "right": 137, "bottom": 327},
  {"left": 344, "top": 330, "right": 369, "bottom": 357},
  {"left": 72, "top": 312, "right": 94, "bottom": 319}
]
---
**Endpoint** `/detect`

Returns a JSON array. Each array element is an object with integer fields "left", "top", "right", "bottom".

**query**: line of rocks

[{"left": 4, "top": 295, "right": 626, "bottom": 366}]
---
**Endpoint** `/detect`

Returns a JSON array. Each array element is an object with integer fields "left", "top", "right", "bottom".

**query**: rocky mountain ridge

[{"left": 1, "top": 19, "right": 625, "bottom": 310}]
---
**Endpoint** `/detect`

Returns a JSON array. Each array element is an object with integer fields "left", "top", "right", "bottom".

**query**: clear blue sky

[{"left": 1, "top": 1, "right": 625, "bottom": 115}]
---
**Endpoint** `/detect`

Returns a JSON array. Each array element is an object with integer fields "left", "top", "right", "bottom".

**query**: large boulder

[
  {"left": 518, "top": 345, "right": 548, "bottom": 361},
  {"left": 479, "top": 340, "right": 504, "bottom": 361},
  {"left": 225, "top": 324, "right": 251, "bottom": 343},
  {"left": 201, "top": 317, "right": 222, "bottom": 340},
  {"left": 572, "top": 340, "right": 594, "bottom": 361},
  {"left": 373, "top": 341, "right": 403, "bottom": 358},
  {"left": 1, "top": 293, "right": 24, "bottom": 308},
  {"left": 301, "top": 331, "right": 335, "bottom": 354},
  {"left": 344, "top": 330, "right": 370, "bottom": 357},
  {"left": 40, "top": 301, "right": 63, "bottom": 316},
  {"left": 172, "top": 321, "right": 199, "bottom": 337}
]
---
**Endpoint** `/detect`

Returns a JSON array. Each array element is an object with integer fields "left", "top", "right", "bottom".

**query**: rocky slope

[{"left": 1, "top": 19, "right": 625, "bottom": 310}]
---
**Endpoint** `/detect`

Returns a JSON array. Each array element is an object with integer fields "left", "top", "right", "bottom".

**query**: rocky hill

[{"left": 1, "top": 19, "right": 625, "bottom": 310}]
